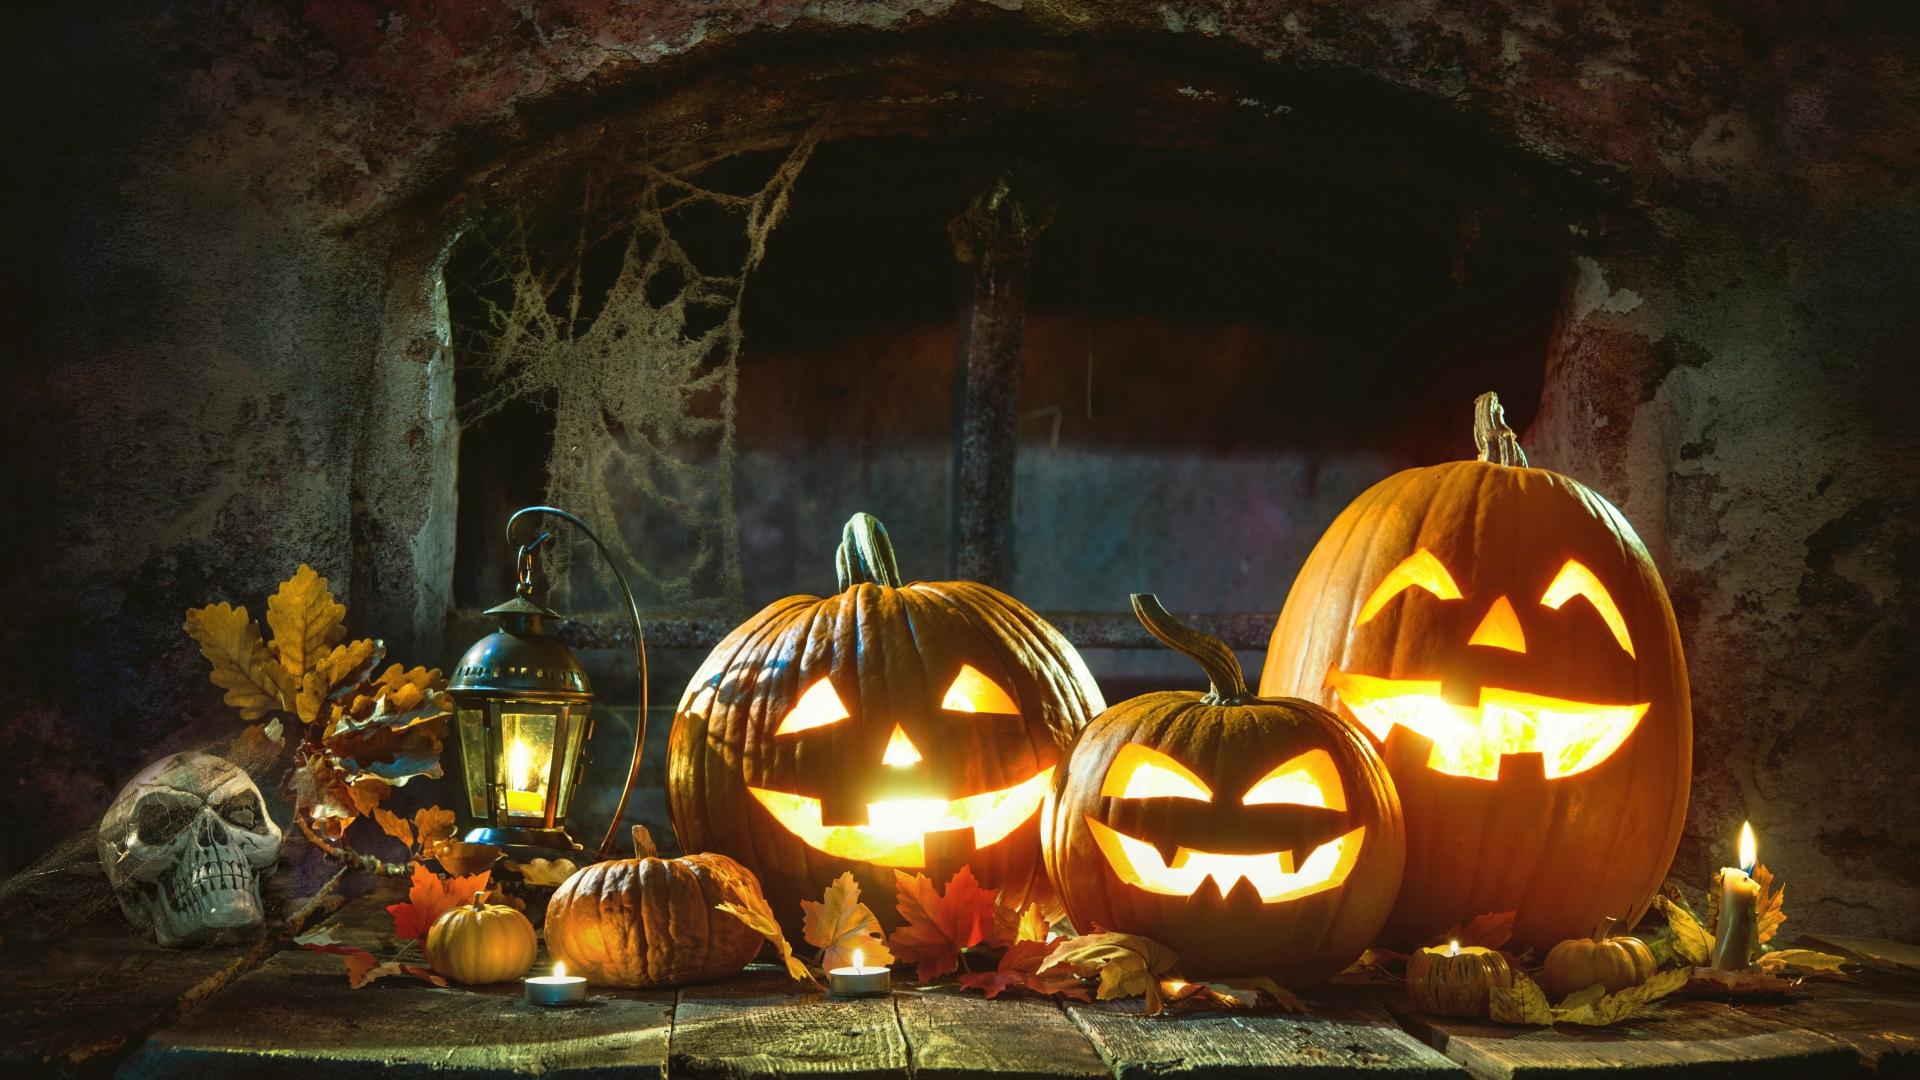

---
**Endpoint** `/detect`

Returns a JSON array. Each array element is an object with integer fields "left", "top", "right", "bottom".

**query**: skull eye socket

[
  {"left": 1540, "top": 559, "right": 1635, "bottom": 657},
  {"left": 1357, "top": 549, "right": 1464, "bottom": 625},
  {"left": 1241, "top": 749, "right": 1348, "bottom": 811},
  {"left": 1101, "top": 745, "right": 1214, "bottom": 802},
  {"left": 134, "top": 792, "right": 200, "bottom": 845},
  {"left": 941, "top": 665, "right": 1019, "bottom": 714},
  {"left": 220, "top": 791, "right": 262, "bottom": 831},
  {"left": 775, "top": 678, "right": 851, "bottom": 735}
]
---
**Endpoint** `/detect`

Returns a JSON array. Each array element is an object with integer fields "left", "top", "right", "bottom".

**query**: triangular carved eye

[
  {"left": 1241, "top": 749, "right": 1347, "bottom": 811},
  {"left": 941, "top": 665, "right": 1019, "bottom": 714},
  {"left": 775, "top": 679, "right": 850, "bottom": 735}
]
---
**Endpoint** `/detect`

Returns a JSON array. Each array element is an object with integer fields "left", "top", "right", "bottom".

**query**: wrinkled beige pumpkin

[
  {"left": 1541, "top": 919, "right": 1657, "bottom": 999},
  {"left": 425, "top": 892, "right": 537, "bottom": 985},
  {"left": 1405, "top": 944, "right": 1511, "bottom": 1017},
  {"left": 543, "top": 827, "right": 766, "bottom": 988}
]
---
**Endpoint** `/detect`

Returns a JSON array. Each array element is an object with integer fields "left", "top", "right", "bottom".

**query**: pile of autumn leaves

[{"left": 720, "top": 867, "right": 1299, "bottom": 1016}]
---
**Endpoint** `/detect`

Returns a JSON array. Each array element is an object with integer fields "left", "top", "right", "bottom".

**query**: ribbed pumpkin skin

[
  {"left": 544, "top": 851, "right": 766, "bottom": 988},
  {"left": 670, "top": 566, "right": 1103, "bottom": 939},
  {"left": 1405, "top": 947, "right": 1511, "bottom": 1017},
  {"left": 1541, "top": 931, "right": 1657, "bottom": 998},
  {"left": 1260, "top": 459, "right": 1691, "bottom": 952},
  {"left": 1044, "top": 693, "right": 1404, "bottom": 984},
  {"left": 425, "top": 897, "right": 537, "bottom": 985}
]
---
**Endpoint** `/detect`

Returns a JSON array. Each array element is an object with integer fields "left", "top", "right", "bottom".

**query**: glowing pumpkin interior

[
  {"left": 747, "top": 665, "right": 1051, "bottom": 867},
  {"left": 1088, "top": 745, "right": 1365, "bottom": 903},
  {"left": 1329, "top": 549, "right": 1650, "bottom": 781}
]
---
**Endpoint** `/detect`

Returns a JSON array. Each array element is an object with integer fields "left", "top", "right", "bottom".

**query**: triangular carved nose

[
  {"left": 1468, "top": 595, "right": 1528, "bottom": 653},
  {"left": 882, "top": 724, "right": 923, "bottom": 767}
]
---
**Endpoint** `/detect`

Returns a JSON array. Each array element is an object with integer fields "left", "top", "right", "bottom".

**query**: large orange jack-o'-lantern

[
  {"left": 1260, "top": 393, "right": 1691, "bottom": 952},
  {"left": 1046, "top": 595, "right": 1403, "bottom": 984},
  {"left": 670, "top": 513, "right": 1104, "bottom": 937}
]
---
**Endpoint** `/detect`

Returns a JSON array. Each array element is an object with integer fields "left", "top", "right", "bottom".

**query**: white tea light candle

[
  {"left": 827, "top": 949, "right": 891, "bottom": 997},
  {"left": 525, "top": 960, "right": 588, "bottom": 1005}
]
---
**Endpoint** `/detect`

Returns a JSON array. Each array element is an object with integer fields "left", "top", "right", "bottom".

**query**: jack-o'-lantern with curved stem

[
  {"left": 670, "top": 513, "right": 1104, "bottom": 937},
  {"left": 1260, "top": 392, "right": 1691, "bottom": 951},
  {"left": 1045, "top": 595, "right": 1404, "bottom": 984}
]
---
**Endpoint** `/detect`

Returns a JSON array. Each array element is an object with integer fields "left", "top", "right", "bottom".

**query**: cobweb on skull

[{"left": 447, "top": 130, "right": 820, "bottom": 613}]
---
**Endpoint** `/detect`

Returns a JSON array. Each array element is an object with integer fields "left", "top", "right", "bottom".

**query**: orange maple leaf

[
  {"left": 888, "top": 866, "right": 999, "bottom": 982},
  {"left": 801, "top": 872, "right": 893, "bottom": 971},
  {"left": 958, "top": 939, "right": 1091, "bottom": 1001},
  {"left": 387, "top": 862, "right": 490, "bottom": 945},
  {"left": 1753, "top": 863, "right": 1786, "bottom": 944}
]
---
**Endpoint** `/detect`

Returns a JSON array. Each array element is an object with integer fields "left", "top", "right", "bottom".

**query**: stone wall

[{"left": 5, "top": 1, "right": 1915, "bottom": 938}]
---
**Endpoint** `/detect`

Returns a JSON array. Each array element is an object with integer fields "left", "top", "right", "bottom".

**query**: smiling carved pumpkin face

[
  {"left": 670, "top": 514, "right": 1103, "bottom": 938},
  {"left": 1045, "top": 596, "right": 1403, "bottom": 984},
  {"left": 1260, "top": 394, "right": 1691, "bottom": 951}
]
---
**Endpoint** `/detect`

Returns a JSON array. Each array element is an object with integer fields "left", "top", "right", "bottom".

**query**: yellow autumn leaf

[
  {"left": 1044, "top": 933, "right": 1178, "bottom": 1013},
  {"left": 1017, "top": 903, "right": 1051, "bottom": 944},
  {"left": 800, "top": 872, "right": 893, "bottom": 971},
  {"left": 371, "top": 806, "right": 414, "bottom": 848},
  {"left": 413, "top": 806, "right": 458, "bottom": 858},
  {"left": 1655, "top": 895, "right": 1713, "bottom": 968},
  {"left": 1753, "top": 863, "right": 1786, "bottom": 944},
  {"left": 298, "top": 639, "right": 382, "bottom": 724},
  {"left": 511, "top": 858, "right": 581, "bottom": 887},
  {"left": 266, "top": 565, "right": 346, "bottom": 682},
  {"left": 716, "top": 895, "right": 820, "bottom": 987},
  {"left": 1554, "top": 968, "right": 1689, "bottom": 1026},
  {"left": 1756, "top": 949, "right": 1847, "bottom": 977},
  {"left": 1490, "top": 970, "right": 1555, "bottom": 1024},
  {"left": 185, "top": 603, "right": 292, "bottom": 720}
]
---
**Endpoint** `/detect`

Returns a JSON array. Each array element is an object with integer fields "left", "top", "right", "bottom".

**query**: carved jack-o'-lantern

[
  {"left": 1045, "top": 596, "right": 1403, "bottom": 984},
  {"left": 669, "top": 513, "right": 1104, "bottom": 936},
  {"left": 1261, "top": 393, "right": 1691, "bottom": 951}
]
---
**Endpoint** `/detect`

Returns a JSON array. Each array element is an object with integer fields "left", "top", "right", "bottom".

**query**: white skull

[{"left": 97, "top": 752, "right": 283, "bottom": 946}]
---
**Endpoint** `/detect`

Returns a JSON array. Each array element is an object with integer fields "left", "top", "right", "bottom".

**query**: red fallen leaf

[
  {"left": 1429, "top": 910, "right": 1517, "bottom": 951},
  {"left": 889, "top": 866, "right": 1000, "bottom": 982},
  {"left": 959, "top": 939, "right": 1093, "bottom": 1001},
  {"left": 299, "top": 941, "right": 449, "bottom": 989},
  {"left": 387, "top": 862, "right": 491, "bottom": 945}
]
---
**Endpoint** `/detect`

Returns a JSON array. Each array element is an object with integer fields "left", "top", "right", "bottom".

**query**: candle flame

[
  {"left": 1738, "top": 821, "right": 1756, "bottom": 873},
  {"left": 509, "top": 739, "right": 533, "bottom": 790},
  {"left": 852, "top": 949, "right": 863, "bottom": 970},
  {"left": 553, "top": 961, "right": 567, "bottom": 978},
  {"left": 1449, "top": 939, "right": 1461, "bottom": 957}
]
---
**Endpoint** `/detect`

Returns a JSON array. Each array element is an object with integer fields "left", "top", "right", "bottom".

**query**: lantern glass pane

[
  {"left": 499, "top": 709, "right": 559, "bottom": 819},
  {"left": 551, "top": 705, "right": 589, "bottom": 819},
  {"left": 456, "top": 708, "right": 489, "bottom": 818}
]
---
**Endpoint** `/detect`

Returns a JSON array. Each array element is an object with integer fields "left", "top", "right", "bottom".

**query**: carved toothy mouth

[
  {"left": 1085, "top": 817, "right": 1366, "bottom": 903},
  {"left": 747, "top": 767, "right": 1053, "bottom": 867},
  {"left": 1327, "top": 669, "right": 1650, "bottom": 781}
]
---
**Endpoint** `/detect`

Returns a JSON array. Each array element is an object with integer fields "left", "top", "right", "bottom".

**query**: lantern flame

[
  {"left": 1738, "top": 821, "right": 1756, "bottom": 874},
  {"left": 508, "top": 739, "right": 534, "bottom": 790}
]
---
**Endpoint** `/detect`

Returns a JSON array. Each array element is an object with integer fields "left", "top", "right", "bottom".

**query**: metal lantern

[{"left": 449, "top": 506, "right": 649, "bottom": 861}]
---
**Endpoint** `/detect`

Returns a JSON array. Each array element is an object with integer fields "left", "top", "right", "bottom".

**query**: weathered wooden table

[{"left": 6, "top": 868, "right": 1918, "bottom": 1079}]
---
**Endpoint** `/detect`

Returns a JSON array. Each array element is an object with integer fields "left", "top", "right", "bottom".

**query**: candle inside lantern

[
  {"left": 503, "top": 738, "right": 547, "bottom": 814},
  {"left": 1710, "top": 821, "right": 1760, "bottom": 970},
  {"left": 524, "top": 960, "right": 588, "bottom": 1006},
  {"left": 827, "top": 949, "right": 891, "bottom": 997}
]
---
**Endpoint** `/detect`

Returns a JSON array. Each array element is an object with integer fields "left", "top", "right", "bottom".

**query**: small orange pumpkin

[
  {"left": 1541, "top": 918, "right": 1657, "bottom": 999},
  {"left": 425, "top": 892, "right": 538, "bottom": 985},
  {"left": 543, "top": 827, "right": 767, "bottom": 988}
]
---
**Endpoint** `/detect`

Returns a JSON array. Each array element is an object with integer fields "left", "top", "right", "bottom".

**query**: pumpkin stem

[
  {"left": 1473, "top": 391, "right": 1530, "bottom": 467},
  {"left": 1131, "top": 594, "right": 1252, "bottom": 705},
  {"left": 836, "top": 513, "right": 904, "bottom": 590},
  {"left": 471, "top": 890, "right": 488, "bottom": 911},
  {"left": 631, "top": 824, "right": 660, "bottom": 859},
  {"left": 1593, "top": 915, "right": 1619, "bottom": 943}
]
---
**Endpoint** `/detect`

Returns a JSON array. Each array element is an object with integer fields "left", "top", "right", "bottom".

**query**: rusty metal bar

[{"left": 947, "top": 164, "right": 1057, "bottom": 587}]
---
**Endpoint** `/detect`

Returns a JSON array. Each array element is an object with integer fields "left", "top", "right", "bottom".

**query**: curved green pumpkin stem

[
  {"left": 1131, "top": 593, "right": 1252, "bottom": 706},
  {"left": 836, "top": 512, "right": 904, "bottom": 590},
  {"left": 1593, "top": 915, "right": 1619, "bottom": 943},
  {"left": 1473, "top": 390, "right": 1530, "bottom": 467}
]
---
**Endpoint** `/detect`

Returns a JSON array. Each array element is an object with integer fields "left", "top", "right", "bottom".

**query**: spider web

[{"left": 450, "top": 133, "right": 818, "bottom": 612}]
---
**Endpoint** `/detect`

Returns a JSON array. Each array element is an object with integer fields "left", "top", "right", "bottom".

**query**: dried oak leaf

[
  {"left": 1338, "top": 947, "right": 1408, "bottom": 984},
  {"left": 1161, "top": 978, "right": 1305, "bottom": 1012},
  {"left": 1655, "top": 895, "right": 1713, "bottom": 968},
  {"left": 388, "top": 862, "right": 491, "bottom": 946},
  {"left": 1685, "top": 965, "right": 1801, "bottom": 997},
  {"left": 185, "top": 602, "right": 293, "bottom": 720},
  {"left": 1753, "top": 863, "right": 1786, "bottom": 944},
  {"left": 298, "top": 639, "right": 383, "bottom": 725},
  {"left": 1043, "top": 933, "right": 1180, "bottom": 1015},
  {"left": 1492, "top": 968, "right": 1688, "bottom": 1026},
  {"left": 290, "top": 755, "right": 359, "bottom": 839},
  {"left": 265, "top": 565, "right": 347, "bottom": 682},
  {"left": 508, "top": 858, "right": 580, "bottom": 887},
  {"left": 372, "top": 806, "right": 415, "bottom": 849},
  {"left": 295, "top": 927, "right": 449, "bottom": 990},
  {"left": 326, "top": 678, "right": 450, "bottom": 788},
  {"left": 801, "top": 872, "right": 894, "bottom": 971},
  {"left": 412, "top": 806, "right": 458, "bottom": 860},
  {"left": 715, "top": 887, "right": 819, "bottom": 987},
  {"left": 1429, "top": 910, "right": 1517, "bottom": 951},
  {"left": 889, "top": 866, "right": 1000, "bottom": 982},
  {"left": 959, "top": 939, "right": 1091, "bottom": 1001},
  {"left": 1756, "top": 948, "right": 1846, "bottom": 978}
]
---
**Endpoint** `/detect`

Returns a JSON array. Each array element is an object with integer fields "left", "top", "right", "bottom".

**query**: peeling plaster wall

[{"left": 5, "top": 2, "right": 1917, "bottom": 937}]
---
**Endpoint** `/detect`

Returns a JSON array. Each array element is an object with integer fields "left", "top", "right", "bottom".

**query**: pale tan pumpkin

[
  {"left": 1405, "top": 944, "right": 1511, "bottom": 1017},
  {"left": 1541, "top": 918, "right": 1657, "bottom": 999},
  {"left": 425, "top": 892, "right": 537, "bottom": 985},
  {"left": 543, "top": 827, "right": 766, "bottom": 988}
]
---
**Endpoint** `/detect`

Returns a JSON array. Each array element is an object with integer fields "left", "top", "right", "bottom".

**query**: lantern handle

[{"left": 505, "top": 506, "right": 650, "bottom": 859}]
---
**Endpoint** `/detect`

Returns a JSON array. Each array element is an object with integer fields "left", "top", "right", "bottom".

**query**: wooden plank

[
  {"left": 1066, "top": 989, "right": 1464, "bottom": 1077},
  {"left": 669, "top": 967, "right": 908, "bottom": 1080},
  {"left": 119, "top": 944, "right": 673, "bottom": 1079},
  {"left": 1800, "top": 934, "right": 1920, "bottom": 975},
  {"left": 893, "top": 985, "right": 1107, "bottom": 1079},
  {"left": 1764, "top": 980, "right": 1920, "bottom": 1074},
  {"left": 1395, "top": 997, "right": 1860, "bottom": 1079}
]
